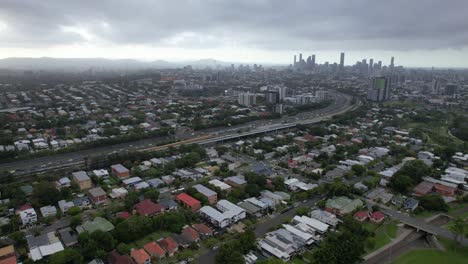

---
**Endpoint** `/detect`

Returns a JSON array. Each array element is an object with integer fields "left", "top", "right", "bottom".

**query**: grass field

[
  {"left": 364, "top": 221, "right": 398, "bottom": 253},
  {"left": 392, "top": 238, "right": 468, "bottom": 264}
]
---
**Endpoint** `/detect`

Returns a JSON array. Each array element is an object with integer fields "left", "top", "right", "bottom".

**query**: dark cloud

[{"left": 1, "top": 0, "right": 468, "bottom": 51}]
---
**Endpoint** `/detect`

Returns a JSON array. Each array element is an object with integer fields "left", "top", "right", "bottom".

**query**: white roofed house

[
  {"left": 309, "top": 209, "right": 339, "bottom": 228},
  {"left": 40, "top": 205, "right": 57, "bottom": 218},
  {"left": 209, "top": 179, "right": 232, "bottom": 192},
  {"left": 293, "top": 215, "right": 329, "bottom": 234},
  {"left": 56, "top": 177, "right": 71, "bottom": 189},
  {"left": 216, "top": 200, "right": 246, "bottom": 223},
  {"left": 26, "top": 232, "right": 65, "bottom": 261},
  {"left": 18, "top": 204, "right": 37, "bottom": 226},
  {"left": 199, "top": 206, "right": 230, "bottom": 228},
  {"left": 441, "top": 167, "right": 468, "bottom": 187},
  {"left": 58, "top": 200, "right": 75, "bottom": 213}
]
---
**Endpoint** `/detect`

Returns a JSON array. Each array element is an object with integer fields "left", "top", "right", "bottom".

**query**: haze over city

[{"left": 1, "top": 0, "right": 468, "bottom": 67}]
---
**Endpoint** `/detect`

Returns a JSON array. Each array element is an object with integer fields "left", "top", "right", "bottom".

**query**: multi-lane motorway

[{"left": 0, "top": 91, "right": 357, "bottom": 177}]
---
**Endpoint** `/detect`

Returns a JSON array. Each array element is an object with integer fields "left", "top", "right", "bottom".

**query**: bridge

[{"left": 365, "top": 199, "right": 468, "bottom": 246}]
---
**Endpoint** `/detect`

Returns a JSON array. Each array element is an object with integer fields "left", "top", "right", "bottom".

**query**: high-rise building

[
  {"left": 311, "top": 55, "right": 316, "bottom": 67},
  {"left": 293, "top": 55, "right": 297, "bottom": 67},
  {"left": 238, "top": 92, "right": 257, "bottom": 107},
  {"left": 369, "top": 59, "right": 374, "bottom": 75},
  {"left": 266, "top": 91, "right": 280, "bottom": 104},
  {"left": 339, "top": 52, "right": 345, "bottom": 71},
  {"left": 445, "top": 84, "right": 459, "bottom": 96},
  {"left": 390, "top": 57, "right": 395, "bottom": 68},
  {"left": 367, "top": 76, "right": 391, "bottom": 102},
  {"left": 431, "top": 80, "right": 440, "bottom": 94}
]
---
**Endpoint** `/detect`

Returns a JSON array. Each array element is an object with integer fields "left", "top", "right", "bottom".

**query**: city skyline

[{"left": 1, "top": 1, "right": 468, "bottom": 68}]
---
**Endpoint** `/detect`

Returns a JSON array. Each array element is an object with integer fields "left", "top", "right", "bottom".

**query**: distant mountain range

[{"left": 0, "top": 57, "right": 234, "bottom": 71}]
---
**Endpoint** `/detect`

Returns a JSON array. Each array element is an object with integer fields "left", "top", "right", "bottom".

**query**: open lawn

[
  {"left": 392, "top": 238, "right": 468, "bottom": 264},
  {"left": 364, "top": 221, "right": 398, "bottom": 253}
]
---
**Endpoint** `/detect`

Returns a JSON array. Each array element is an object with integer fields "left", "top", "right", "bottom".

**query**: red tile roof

[
  {"left": 143, "top": 241, "right": 165, "bottom": 258},
  {"left": 131, "top": 249, "right": 150, "bottom": 264},
  {"left": 116, "top": 212, "right": 132, "bottom": 219},
  {"left": 370, "top": 211, "right": 385, "bottom": 221},
  {"left": 108, "top": 250, "right": 134, "bottom": 264},
  {"left": 0, "top": 256, "right": 17, "bottom": 264},
  {"left": 134, "top": 199, "right": 164, "bottom": 216},
  {"left": 354, "top": 211, "right": 368, "bottom": 220},
  {"left": 181, "top": 226, "right": 200, "bottom": 242},
  {"left": 175, "top": 193, "right": 200, "bottom": 207},
  {"left": 158, "top": 237, "right": 178, "bottom": 252},
  {"left": 18, "top": 204, "right": 33, "bottom": 211},
  {"left": 192, "top": 223, "right": 213, "bottom": 236}
]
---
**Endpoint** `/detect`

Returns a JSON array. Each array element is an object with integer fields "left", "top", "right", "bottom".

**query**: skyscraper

[
  {"left": 311, "top": 55, "right": 316, "bottom": 67},
  {"left": 369, "top": 59, "right": 374, "bottom": 75},
  {"left": 339, "top": 52, "right": 345, "bottom": 72},
  {"left": 390, "top": 57, "right": 394, "bottom": 68},
  {"left": 293, "top": 55, "right": 297, "bottom": 67},
  {"left": 367, "top": 76, "right": 391, "bottom": 102}
]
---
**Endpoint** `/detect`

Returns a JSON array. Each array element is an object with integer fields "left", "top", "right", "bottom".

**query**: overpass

[
  {"left": 365, "top": 199, "right": 468, "bottom": 246},
  {"left": 2, "top": 92, "right": 358, "bottom": 178}
]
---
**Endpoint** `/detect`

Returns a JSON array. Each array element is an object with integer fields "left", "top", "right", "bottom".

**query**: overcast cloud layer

[{"left": 1, "top": 0, "right": 468, "bottom": 67}]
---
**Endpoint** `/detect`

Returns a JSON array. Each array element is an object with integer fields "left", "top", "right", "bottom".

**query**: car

[{"left": 212, "top": 246, "right": 219, "bottom": 250}]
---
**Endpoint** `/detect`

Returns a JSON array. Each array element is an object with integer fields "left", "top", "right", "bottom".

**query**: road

[
  {"left": 365, "top": 199, "right": 468, "bottom": 246},
  {"left": 197, "top": 198, "right": 320, "bottom": 264},
  {"left": 1, "top": 91, "right": 356, "bottom": 176}
]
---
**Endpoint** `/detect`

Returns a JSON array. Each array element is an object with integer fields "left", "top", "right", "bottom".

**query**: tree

[
  {"left": 450, "top": 217, "right": 467, "bottom": 244},
  {"left": 49, "top": 249, "right": 83, "bottom": 264},
  {"left": 296, "top": 207, "right": 309, "bottom": 216},
  {"left": 215, "top": 243, "right": 246, "bottom": 264},
  {"left": 419, "top": 194, "right": 448, "bottom": 212},
  {"left": 143, "top": 189, "right": 160, "bottom": 203},
  {"left": 311, "top": 216, "right": 370, "bottom": 264},
  {"left": 389, "top": 160, "right": 430, "bottom": 194},
  {"left": 67, "top": 206, "right": 81, "bottom": 216},
  {"left": 70, "top": 214, "right": 82, "bottom": 229},
  {"left": 116, "top": 243, "right": 131, "bottom": 255},
  {"left": 31, "top": 181, "right": 61, "bottom": 207},
  {"left": 90, "top": 230, "right": 116, "bottom": 252},
  {"left": 124, "top": 191, "right": 140, "bottom": 211},
  {"left": 351, "top": 164, "right": 366, "bottom": 177}
]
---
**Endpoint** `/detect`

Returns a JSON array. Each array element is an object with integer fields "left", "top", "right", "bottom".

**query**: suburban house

[
  {"left": 130, "top": 249, "right": 151, "bottom": 264},
  {"left": 370, "top": 211, "right": 385, "bottom": 223},
  {"left": 108, "top": 250, "right": 133, "bottom": 264},
  {"left": 192, "top": 223, "right": 214, "bottom": 238},
  {"left": 134, "top": 199, "right": 164, "bottom": 216},
  {"left": 325, "top": 197, "right": 363, "bottom": 216},
  {"left": 175, "top": 193, "right": 201, "bottom": 212},
  {"left": 72, "top": 171, "right": 92, "bottom": 190},
  {"left": 193, "top": 184, "right": 218, "bottom": 204},
  {"left": 157, "top": 237, "right": 178, "bottom": 257},
  {"left": 224, "top": 176, "right": 247, "bottom": 188},
  {"left": 111, "top": 164, "right": 130, "bottom": 179},
  {"left": 353, "top": 211, "right": 369, "bottom": 222},
  {"left": 143, "top": 241, "right": 166, "bottom": 260},
  {"left": 0, "top": 245, "right": 16, "bottom": 264},
  {"left": 17, "top": 204, "right": 37, "bottom": 226},
  {"left": 87, "top": 187, "right": 108, "bottom": 205}
]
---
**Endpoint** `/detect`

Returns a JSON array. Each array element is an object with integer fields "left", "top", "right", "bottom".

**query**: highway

[{"left": 0, "top": 91, "right": 356, "bottom": 177}]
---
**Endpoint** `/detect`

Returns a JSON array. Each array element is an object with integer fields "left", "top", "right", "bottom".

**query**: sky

[{"left": 1, "top": 0, "right": 468, "bottom": 67}]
